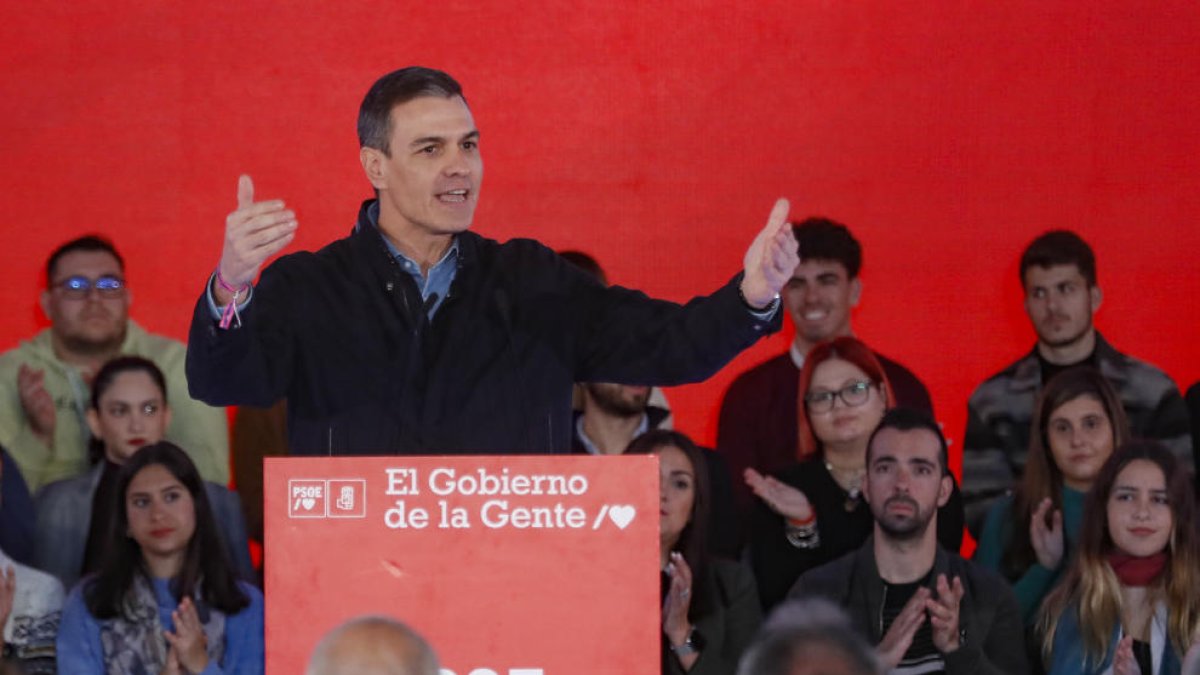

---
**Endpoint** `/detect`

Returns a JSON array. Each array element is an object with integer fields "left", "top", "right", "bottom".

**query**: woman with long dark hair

[
  {"left": 744, "top": 336, "right": 963, "bottom": 610},
  {"left": 1040, "top": 440, "right": 1200, "bottom": 674},
  {"left": 628, "top": 430, "right": 761, "bottom": 675},
  {"left": 974, "top": 367, "right": 1131, "bottom": 623},
  {"left": 34, "top": 356, "right": 254, "bottom": 590},
  {"left": 57, "top": 442, "right": 264, "bottom": 673}
]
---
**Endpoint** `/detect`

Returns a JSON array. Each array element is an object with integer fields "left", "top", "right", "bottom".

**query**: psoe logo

[
  {"left": 288, "top": 480, "right": 328, "bottom": 518},
  {"left": 328, "top": 479, "right": 367, "bottom": 518}
]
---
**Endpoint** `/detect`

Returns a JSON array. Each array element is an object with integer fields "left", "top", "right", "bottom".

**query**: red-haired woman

[{"left": 745, "top": 337, "right": 963, "bottom": 610}]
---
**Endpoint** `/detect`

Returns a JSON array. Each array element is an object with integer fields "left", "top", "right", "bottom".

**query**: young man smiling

[
  {"left": 962, "top": 230, "right": 1191, "bottom": 534},
  {"left": 717, "top": 218, "right": 933, "bottom": 516},
  {"left": 187, "top": 66, "right": 800, "bottom": 456}
]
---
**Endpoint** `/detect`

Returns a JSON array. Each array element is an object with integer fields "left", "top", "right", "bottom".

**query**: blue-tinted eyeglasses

[{"left": 53, "top": 274, "right": 126, "bottom": 299}]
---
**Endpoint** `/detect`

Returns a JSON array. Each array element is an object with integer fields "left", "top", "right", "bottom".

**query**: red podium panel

[{"left": 264, "top": 455, "right": 660, "bottom": 674}]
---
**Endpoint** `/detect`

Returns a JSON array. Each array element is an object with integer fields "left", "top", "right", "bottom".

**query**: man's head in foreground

[{"left": 306, "top": 616, "right": 439, "bottom": 675}]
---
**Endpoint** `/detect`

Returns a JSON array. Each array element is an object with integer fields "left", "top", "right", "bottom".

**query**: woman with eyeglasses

[{"left": 745, "top": 337, "right": 964, "bottom": 611}]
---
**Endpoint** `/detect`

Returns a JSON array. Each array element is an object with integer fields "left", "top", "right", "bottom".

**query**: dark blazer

[
  {"left": 188, "top": 200, "right": 779, "bottom": 455},
  {"left": 791, "top": 537, "right": 1027, "bottom": 675}
]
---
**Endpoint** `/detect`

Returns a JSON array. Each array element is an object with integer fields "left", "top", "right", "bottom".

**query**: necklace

[{"left": 824, "top": 460, "right": 865, "bottom": 512}]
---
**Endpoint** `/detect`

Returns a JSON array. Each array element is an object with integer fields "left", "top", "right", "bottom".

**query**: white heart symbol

[
  {"left": 608, "top": 505, "right": 636, "bottom": 530},
  {"left": 301, "top": 498, "right": 316, "bottom": 510}
]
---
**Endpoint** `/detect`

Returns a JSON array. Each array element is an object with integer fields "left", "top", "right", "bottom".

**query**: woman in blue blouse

[
  {"left": 974, "top": 367, "right": 1130, "bottom": 623},
  {"left": 57, "top": 442, "right": 263, "bottom": 674}
]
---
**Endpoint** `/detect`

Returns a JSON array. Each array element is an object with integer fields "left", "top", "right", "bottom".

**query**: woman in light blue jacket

[{"left": 1040, "top": 441, "right": 1199, "bottom": 675}]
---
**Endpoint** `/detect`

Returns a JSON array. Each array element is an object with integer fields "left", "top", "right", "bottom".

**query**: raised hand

[
  {"left": 744, "top": 468, "right": 813, "bottom": 522},
  {"left": 877, "top": 586, "right": 930, "bottom": 669},
  {"left": 926, "top": 574, "right": 964, "bottom": 654},
  {"left": 1030, "top": 497, "right": 1065, "bottom": 570},
  {"left": 17, "top": 364, "right": 55, "bottom": 445},
  {"left": 216, "top": 175, "right": 298, "bottom": 304},
  {"left": 740, "top": 198, "right": 800, "bottom": 309},
  {"left": 163, "top": 596, "right": 208, "bottom": 674}
]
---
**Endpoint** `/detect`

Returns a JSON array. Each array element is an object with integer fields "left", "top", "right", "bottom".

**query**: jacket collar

[{"left": 1011, "top": 331, "right": 1124, "bottom": 393}]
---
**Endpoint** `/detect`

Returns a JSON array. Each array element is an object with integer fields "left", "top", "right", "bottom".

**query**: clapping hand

[
  {"left": 1112, "top": 635, "right": 1142, "bottom": 675},
  {"left": 876, "top": 586, "right": 930, "bottom": 669},
  {"left": 163, "top": 596, "right": 208, "bottom": 674},
  {"left": 1030, "top": 497, "right": 1065, "bottom": 570},
  {"left": 662, "top": 551, "right": 694, "bottom": 646},
  {"left": 744, "top": 468, "right": 813, "bottom": 522},
  {"left": 17, "top": 364, "right": 55, "bottom": 445},
  {"left": 927, "top": 574, "right": 964, "bottom": 654}
]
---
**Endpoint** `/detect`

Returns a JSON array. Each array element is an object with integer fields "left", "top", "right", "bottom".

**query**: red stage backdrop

[{"left": 2, "top": 1, "right": 1198, "bottom": 481}]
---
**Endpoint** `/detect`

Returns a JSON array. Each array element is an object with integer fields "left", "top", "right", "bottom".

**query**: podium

[{"left": 264, "top": 455, "right": 660, "bottom": 674}]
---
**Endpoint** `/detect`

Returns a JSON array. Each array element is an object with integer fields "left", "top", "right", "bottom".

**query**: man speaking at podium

[{"left": 187, "top": 66, "right": 798, "bottom": 456}]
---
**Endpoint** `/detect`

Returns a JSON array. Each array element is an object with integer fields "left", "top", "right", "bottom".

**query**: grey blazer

[{"left": 33, "top": 463, "right": 255, "bottom": 591}]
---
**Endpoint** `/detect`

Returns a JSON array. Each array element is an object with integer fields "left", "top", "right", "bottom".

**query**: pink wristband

[{"left": 214, "top": 269, "right": 250, "bottom": 329}]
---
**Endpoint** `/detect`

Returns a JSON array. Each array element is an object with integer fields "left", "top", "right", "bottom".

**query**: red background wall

[{"left": 3, "top": 1, "right": 1198, "bottom": 476}]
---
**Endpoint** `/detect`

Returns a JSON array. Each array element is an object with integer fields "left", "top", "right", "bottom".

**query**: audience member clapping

[
  {"left": 974, "top": 367, "right": 1131, "bottom": 623},
  {"left": 1039, "top": 440, "right": 1200, "bottom": 674},
  {"left": 629, "top": 430, "right": 762, "bottom": 674},
  {"left": 33, "top": 356, "right": 253, "bottom": 590},
  {"left": 56, "top": 442, "right": 263, "bottom": 673},
  {"left": 744, "top": 337, "right": 963, "bottom": 610}
]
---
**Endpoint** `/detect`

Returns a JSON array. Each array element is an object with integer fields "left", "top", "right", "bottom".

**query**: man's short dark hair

[
  {"left": 358, "top": 66, "right": 465, "bottom": 155},
  {"left": 791, "top": 217, "right": 862, "bottom": 278},
  {"left": 866, "top": 407, "right": 949, "bottom": 476},
  {"left": 46, "top": 235, "right": 124, "bottom": 287},
  {"left": 1019, "top": 229, "right": 1097, "bottom": 288}
]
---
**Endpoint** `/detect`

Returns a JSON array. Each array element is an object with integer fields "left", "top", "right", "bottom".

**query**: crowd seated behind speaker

[
  {"left": 0, "top": 455, "right": 64, "bottom": 675},
  {"left": 306, "top": 615, "right": 440, "bottom": 675},
  {"left": 1038, "top": 440, "right": 1200, "bottom": 675},
  {"left": 744, "top": 338, "right": 962, "bottom": 611},
  {"left": 973, "top": 367, "right": 1131, "bottom": 626},
  {"left": 735, "top": 598, "right": 879, "bottom": 675},
  {"left": 57, "top": 442, "right": 264, "bottom": 674},
  {"left": 628, "top": 430, "right": 762, "bottom": 675},
  {"left": 0, "top": 235, "right": 230, "bottom": 493},
  {"left": 963, "top": 230, "right": 1192, "bottom": 536},
  {"left": 33, "top": 356, "right": 254, "bottom": 591},
  {"left": 717, "top": 217, "right": 933, "bottom": 520},
  {"left": 790, "top": 408, "right": 1027, "bottom": 674},
  {"left": 186, "top": 66, "right": 799, "bottom": 457}
]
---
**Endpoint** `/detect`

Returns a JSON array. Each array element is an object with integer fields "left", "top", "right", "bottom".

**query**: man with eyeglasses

[
  {"left": 0, "top": 235, "right": 229, "bottom": 492},
  {"left": 962, "top": 230, "right": 1191, "bottom": 536}
]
